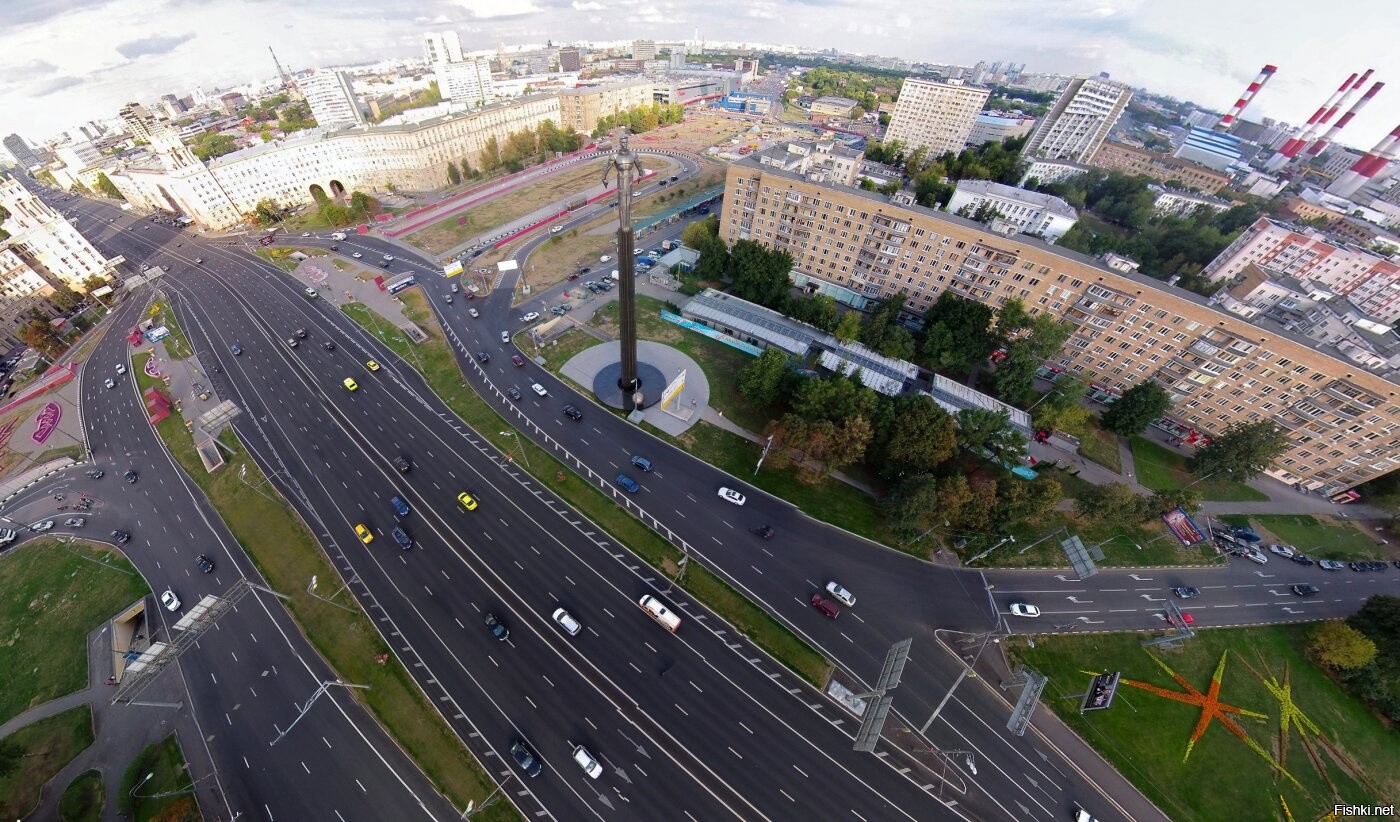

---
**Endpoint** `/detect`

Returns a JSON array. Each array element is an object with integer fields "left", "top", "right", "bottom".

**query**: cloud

[
  {"left": 114, "top": 33, "right": 196, "bottom": 60},
  {"left": 571, "top": 0, "right": 604, "bottom": 8},
  {"left": 7, "top": 0, "right": 113, "bottom": 27},
  {"left": 7, "top": 59, "right": 61, "bottom": 82},
  {"left": 32, "top": 75, "right": 85, "bottom": 95}
]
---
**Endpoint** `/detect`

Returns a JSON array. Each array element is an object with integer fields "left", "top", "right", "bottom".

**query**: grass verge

[
  {"left": 1077, "top": 419, "right": 1123, "bottom": 474},
  {"left": 145, "top": 301, "right": 193, "bottom": 360},
  {"left": 0, "top": 541, "right": 148, "bottom": 725},
  {"left": 118, "top": 735, "right": 194, "bottom": 821},
  {"left": 59, "top": 769, "right": 104, "bottom": 822},
  {"left": 1008, "top": 626, "right": 1400, "bottom": 821},
  {"left": 0, "top": 705, "right": 94, "bottom": 820},
  {"left": 342, "top": 293, "right": 831, "bottom": 686},
  {"left": 1214, "top": 514, "right": 1383, "bottom": 561},
  {"left": 131, "top": 352, "right": 498, "bottom": 817},
  {"left": 992, "top": 511, "right": 1223, "bottom": 568},
  {"left": 1130, "top": 436, "right": 1269, "bottom": 502}
]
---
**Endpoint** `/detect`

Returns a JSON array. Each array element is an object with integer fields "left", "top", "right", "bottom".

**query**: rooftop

[{"left": 953, "top": 179, "right": 1078, "bottom": 219}]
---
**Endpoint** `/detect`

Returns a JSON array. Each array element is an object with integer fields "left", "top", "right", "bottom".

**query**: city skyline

[{"left": 2, "top": 0, "right": 1398, "bottom": 145}]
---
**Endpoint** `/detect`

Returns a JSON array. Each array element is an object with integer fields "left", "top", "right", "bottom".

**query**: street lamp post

[
  {"left": 130, "top": 772, "right": 154, "bottom": 797},
  {"left": 498, "top": 431, "right": 530, "bottom": 468}
]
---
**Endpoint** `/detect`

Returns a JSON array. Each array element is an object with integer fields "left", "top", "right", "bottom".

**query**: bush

[{"left": 1309, "top": 621, "right": 1378, "bottom": 670}]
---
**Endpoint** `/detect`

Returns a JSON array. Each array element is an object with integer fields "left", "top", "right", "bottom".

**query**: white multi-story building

[
  {"left": 883, "top": 78, "right": 990, "bottom": 157},
  {"left": 966, "top": 113, "right": 1037, "bottom": 146},
  {"left": 298, "top": 69, "right": 365, "bottom": 129},
  {"left": 0, "top": 171, "right": 114, "bottom": 290},
  {"left": 632, "top": 39, "right": 657, "bottom": 61},
  {"left": 424, "top": 31, "right": 464, "bottom": 66},
  {"left": 0, "top": 245, "right": 61, "bottom": 347},
  {"left": 1150, "top": 185, "right": 1233, "bottom": 218},
  {"left": 944, "top": 179, "right": 1078, "bottom": 243},
  {"left": 107, "top": 95, "right": 562, "bottom": 230},
  {"left": 1020, "top": 157, "right": 1092, "bottom": 187},
  {"left": 438, "top": 58, "right": 495, "bottom": 108},
  {"left": 1201, "top": 217, "right": 1400, "bottom": 322},
  {"left": 1023, "top": 75, "right": 1133, "bottom": 163}
]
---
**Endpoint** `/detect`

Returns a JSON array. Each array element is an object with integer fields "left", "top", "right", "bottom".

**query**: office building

[
  {"left": 884, "top": 78, "right": 990, "bottom": 157},
  {"left": 1090, "top": 140, "right": 1232, "bottom": 194},
  {"left": 217, "top": 92, "right": 247, "bottom": 115},
  {"left": 424, "top": 31, "right": 464, "bottom": 66},
  {"left": 809, "top": 97, "right": 858, "bottom": 118},
  {"left": 559, "top": 46, "right": 582, "bottom": 72},
  {"left": 632, "top": 39, "right": 656, "bottom": 61},
  {"left": 1200, "top": 217, "right": 1400, "bottom": 322},
  {"left": 1023, "top": 76, "right": 1133, "bottom": 163},
  {"left": 1020, "top": 157, "right": 1091, "bottom": 187},
  {"left": 3, "top": 134, "right": 41, "bottom": 169},
  {"left": 298, "top": 69, "right": 366, "bottom": 128},
  {"left": 719, "top": 154, "right": 1400, "bottom": 494},
  {"left": 0, "top": 170, "right": 114, "bottom": 290},
  {"left": 556, "top": 79, "right": 653, "bottom": 133},
  {"left": 1149, "top": 186, "right": 1233, "bottom": 218},
  {"left": 437, "top": 57, "right": 495, "bottom": 108},
  {"left": 159, "top": 94, "right": 187, "bottom": 119},
  {"left": 967, "top": 113, "right": 1037, "bottom": 146},
  {"left": 944, "top": 179, "right": 1078, "bottom": 243},
  {"left": 1174, "top": 128, "right": 1244, "bottom": 172}
]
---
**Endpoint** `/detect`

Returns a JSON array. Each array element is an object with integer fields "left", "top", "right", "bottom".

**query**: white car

[
  {"left": 160, "top": 589, "right": 181, "bottom": 611},
  {"left": 599, "top": 255, "right": 612, "bottom": 263},
  {"left": 30, "top": 520, "right": 55, "bottom": 532},
  {"left": 382, "top": 254, "right": 394, "bottom": 261},
  {"left": 552, "top": 607, "right": 582, "bottom": 636},
  {"left": 551, "top": 225, "right": 564, "bottom": 234},
  {"left": 521, "top": 312, "right": 540, "bottom": 323},
  {"left": 573, "top": 745, "right": 604, "bottom": 779},
  {"left": 115, "top": 364, "right": 127, "bottom": 375},
  {"left": 352, "top": 252, "right": 363, "bottom": 259},
  {"left": 1009, "top": 602, "right": 1041, "bottom": 618},
  {"left": 468, "top": 308, "right": 479, "bottom": 318},
  {"left": 531, "top": 383, "right": 548, "bottom": 397},
  {"left": 104, "top": 378, "right": 115, "bottom": 389},
  {"left": 1268, "top": 543, "right": 1295, "bottom": 558},
  {"left": 718, "top": 487, "right": 746, "bottom": 506},
  {"left": 1244, "top": 549, "right": 1268, "bottom": 565},
  {"left": 825, "top": 581, "right": 856, "bottom": 608},
  {"left": 500, "top": 331, "right": 509, "bottom": 343},
  {"left": 301, "top": 232, "right": 311, "bottom": 237}
]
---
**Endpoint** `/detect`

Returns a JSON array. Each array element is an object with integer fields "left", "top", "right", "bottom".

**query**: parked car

[
  {"left": 1243, "top": 548, "right": 1269, "bottom": 564},
  {"left": 30, "top": 520, "right": 54, "bottom": 532},
  {"left": 1268, "top": 544, "right": 1296, "bottom": 558},
  {"left": 63, "top": 517, "right": 86, "bottom": 528},
  {"left": 1289, "top": 554, "right": 1315, "bottom": 566},
  {"left": 1318, "top": 559, "right": 1346, "bottom": 571},
  {"left": 521, "top": 312, "right": 540, "bottom": 323}
]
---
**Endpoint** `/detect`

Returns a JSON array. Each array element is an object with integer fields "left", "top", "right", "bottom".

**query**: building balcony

[{"left": 1321, "top": 379, "right": 1382, "bottom": 410}]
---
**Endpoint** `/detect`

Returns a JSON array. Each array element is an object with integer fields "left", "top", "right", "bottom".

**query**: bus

[{"left": 386, "top": 274, "right": 416, "bottom": 295}]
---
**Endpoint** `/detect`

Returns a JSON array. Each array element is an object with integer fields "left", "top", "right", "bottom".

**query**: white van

[{"left": 638, "top": 595, "right": 680, "bottom": 632}]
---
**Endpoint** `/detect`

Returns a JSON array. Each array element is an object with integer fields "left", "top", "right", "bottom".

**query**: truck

[
  {"left": 637, "top": 595, "right": 681, "bottom": 632},
  {"left": 330, "top": 232, "right": 348, "bottom": 241},
  {"left": 566, "top": 195, "right": 588, "bottom": 212}
]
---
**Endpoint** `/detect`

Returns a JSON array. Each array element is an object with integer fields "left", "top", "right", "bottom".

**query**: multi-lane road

[{"left": 28, "top": 159, "right": 1400, "bottom": 822}]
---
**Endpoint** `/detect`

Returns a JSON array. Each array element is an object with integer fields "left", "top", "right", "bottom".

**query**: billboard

[
  {"left": 1161, "top": 507, "right": 1207, "bottom": 547},
  {"left": 1081, "top": 672, "right": 1120, "bottom": 713},
  {"left": 443, "top": 260, "right": 464, "bottom": 278}
]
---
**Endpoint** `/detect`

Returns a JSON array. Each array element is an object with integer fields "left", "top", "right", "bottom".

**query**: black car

[
  {"left": 754, "top": 525, "right": 775, "bottom": 540},
  {"left": 510, "top": 740, "right": 543, "bottom": 777},
  {"left": 391, "top": 527, "right": 412, "bottom": 550},
  {"left": 1348, "top": 561, "right": 1369, "bottom": 572},
  {"left": 506, "top": 386, "right": 522, "bottom": 401},
  {"left": 563, "top": 404, "right": 583, "bottom": 421},
  {"left": 484, "top": 612, "right": 509, "bottom": 641},
  {"left": 195, "top": 555, "right": 215, "bottom": 573},
  {"left": 1290, "top": 584, "right": 1319, "bottom": 597},
  {"left": 1289, "top": 553, "right": 1315, "bottom": 566},
  {"left": 124, "top": 470, "right": 138, "bottom": 483},
  {"left": 111, "top": 530, "right": 130, "bottom": 544},
  {"left": 393, "top": 455, "right": 412, "bottom": 473},
  {"left": 475, "top": 351, "right": 490, "bottom": 363},
  {"left": 323, "top": 341, "right": 336, "bottom": 351}
]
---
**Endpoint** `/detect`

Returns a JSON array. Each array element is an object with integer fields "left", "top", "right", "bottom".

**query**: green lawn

[
  {"left": 58, "top": 769, "right": 104, "bottom": 822},
  {"left": 343, "top": 293, "right": 831, "bottom": 687},
  {"left": 0, "top": 542, "right": 148, "bottom": 725},
  {"left": 1130, "top": 436, "right": 1269, "bottom": 502},
  {"left": 118, "top": 735, "right": 193, "bottom": 821},
  {"left": 989, "top": 511, "right": 1223, "bottom": 568},
  {"left": 0, "top": 705, "right": 94, "bottom": 820},
  {"left": 131, "top": 352, "right": 502, "bottom": 818},
  {"left": 1078, "top": 418, "right": 1123, "bottom": 473},
  {"left": 537, "top": 327, "right": 604, "bottom": 373},
  {"left": 1211, "top": 514, "right": 1384, "bottom": 561},
  {"left": 1009, "top": 625, "right": 1400, "bottom": 822},
  {"left": 146, "top": 301, "right": 193, "bottom": 360}
]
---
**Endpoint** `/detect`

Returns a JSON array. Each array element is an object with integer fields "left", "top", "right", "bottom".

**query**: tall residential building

[
  {"left": 632, "top": 39, "right": 656, "bottom": 61},
  {"left": 966, "top": 113, "right": 1037, "bottom": 146},
  {"left": 3, "top": 134, "right": 41, "bottom": 169},
  {"left": 556, "top": 79, "right": 654, "bottom": 133},
  {"left": 0, "top": 170, "right": 113, "bottom": 289},
  {"left": 438, "top": 58, "right": 495, "bottom": 107},
  {"left": 559, "top": 46, "right": 582, "bottom": 72},
  {"left": 1090, "top": 140, "right": 1232, "bottom": 194},
  {"left": 719, "top": 155, "right": 1400, "bottom": 494},
  {"left": 298, "top": 69, "right": 365, "bottom": 128},
  {"left": 1023, "top": 75, "right": 1133, "bottom": 163},
  {"left": 883, "top": 78, "right": 990, "bottom": 157},
  {"left": 424, "top": 31, "right": 464, "bottom": 66},
  {"left": 0, "top": 245, "right": 62, "bottom": 347}
]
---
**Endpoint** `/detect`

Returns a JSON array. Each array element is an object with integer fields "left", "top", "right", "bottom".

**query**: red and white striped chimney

[
  {"left": 1215, "top": 64, "right": 1277, "bottom": 132},
  {"left": 1270, "top": 71, "right": 1357, "bottom": 165},
  {"left": 1328, "top": 122, "right": 1400, "bottom": 198},
  {"left": 1306, "top": 80, "right": 1384, "bottom": 157}
]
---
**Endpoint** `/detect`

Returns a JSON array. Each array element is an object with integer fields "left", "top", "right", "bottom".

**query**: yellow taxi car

[
  {"left": 354, "top": 523, "right": 373, "bottom": 543},
  {"left": 366, "top": 360, "right": 380, "bottom": 372},
  {"left": 343, "top": 377, "right": 359, "bottom": 391},
  {"left": 457, "top": 492, "right": 478, "bottom": 511}
]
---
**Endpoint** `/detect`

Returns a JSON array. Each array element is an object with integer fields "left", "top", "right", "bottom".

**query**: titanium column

[{"left": 604, "top": 131, "right": 642, "bottom": 410}]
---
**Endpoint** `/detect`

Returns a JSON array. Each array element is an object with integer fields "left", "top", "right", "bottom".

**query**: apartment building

[
  {"left": 632, "top": 39, "right": 657, "bottom": 61},
  {"left": 1023, "top": 75, "right": 1133, "bottom": 163},
  {"left": 1090, "top": 140, "right": 1232, "bottom": 194},
  {"left": 556, "top": 79, "right": 653, "bottom": 133},
  {"left": 966, "top": 113, "right": 1037, "bottom": 147},
  {"left": 559, "top": 46, "right": 582, "bottom": 72},
  {"left": 944, "top": 179, "right": 1078, "bottom": 243},
  {"left": 720, "top": 155, "right": 1400, "bottom": 494},
  {"left": 297, "top": 69, "right": 365, "bottom": 128},
  {"left": 0, "top": 171, "right": 113, "bottom": 290},
  {"left": 883, "top": 78, "right": 990, "bottom": 156},
  {"left": 1201, "top": 217, "right": 1400, "bottom": 323}
]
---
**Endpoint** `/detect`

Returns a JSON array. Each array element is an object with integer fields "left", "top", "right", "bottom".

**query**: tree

[
  {"left": 189, "top": 132, "right": 238, "bottom": 160},
  {"left": 993, "top": 477, "right": 1062, "bottom": 525},
  {"left": 1032, "top": 374, "right": 1088, "bottom": 434},
  {"left": 446, "top": 162, "right": 462, "bottom": 185},
  {"left": 1100, "top": 380, "right": 1172, "bottom": 437},
  {"left": 738, "top": 348, "right": 790, "bottom": 408},
  {"left": 460, "top": 159, "right": 476, "bottom": 180},
  {"left": 253, "top": 198, "right": 283, "bottom": 225},
  {"left": 885, "top": 474, "right": 941, "bottom": 541},
  {"left": 920, "top": 292, "right": 997, "bottom": 374},
  {"left": 1309, "top": 621, "right": 1378, "bottom": 670},
  {"left": 850, "top": 105, "right": 866, "bottom": 119},
  {"left": 821, "top": 415, "right": 873, "bottom": 476},
  {"left": 319, "top": 202, "right": 351, "bottom": 226},
  {"left": 479, "top": 136, "right": 502, "bottom": 172},
  {"left": 0, "top": 738, "right": 22, "bottom": 778},
  {"left": 860, "top": 294, "right": 905, "bottom": 350},
  {"left": 834, "top": 311, "right": 862, "bottom": 343},
  {"left": 955, "top": 407, "right": 1028, "bottom": 472},
  {"left": 994, "top": 312, "right": 1072, "bottom": 406},
  {"left": 349, "top": 191, "right": 375, "bottom": 219},
  {"left": 94, "top": 172, "right": 124, "bottom": 200},
  {"left": 1143, "top": 488, "right": 1202, "bottom": 519},
  {"left": 881, "top": 395, "right": 958, "bottom": 478},
  {"left": 728, "top": 240, "right": 791, "bottom": 307},
  {"left": 1074, "top": 482, "right": 1146, "bottom": 525},
  {"left": 21, "top": 318, "right": 65, "bottom": 358},
  {"left": 1187, "top": 420, "right": 1290, "bottom": 481}
]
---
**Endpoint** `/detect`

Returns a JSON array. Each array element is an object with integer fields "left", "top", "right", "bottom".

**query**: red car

[
  {"left": 811, "top": 593, "right": 839, "bottom": 619},
  {"left": 511, "top": 354, "right": 525, "bottom": 367}
]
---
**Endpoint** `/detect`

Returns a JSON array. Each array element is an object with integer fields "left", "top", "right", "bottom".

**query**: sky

[{"left": 3, "top": 0, "right": 1399, "bottom": 151}]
